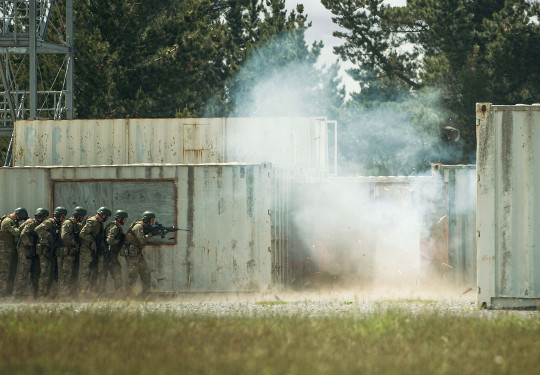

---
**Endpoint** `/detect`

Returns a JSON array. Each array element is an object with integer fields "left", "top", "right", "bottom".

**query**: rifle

[{"left": 146, "top": 222, "right": 190, "bottom": 239}]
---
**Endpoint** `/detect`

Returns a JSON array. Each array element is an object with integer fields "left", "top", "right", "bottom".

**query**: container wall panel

[
  {"left": 434, "top": 165, "right": 477, "bottom": 287},
  {"left": 14, "top": 117, "right": 330, "bottom": 171},
  {"left": 477, "top": 103, "right": 540, "bottom": 308},
  {"left": 0, "top": 167, "right": 52, "bottom": 214},
  {"left": 14, "top": 119, "right": 127, "bottom": 166},
  {"left": 0, "top": 164, "right": 274, "bottom": 293}
]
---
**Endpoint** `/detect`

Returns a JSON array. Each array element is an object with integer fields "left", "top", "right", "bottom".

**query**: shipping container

[
  {"left": 477, "top": 103, "right": 540, "bottom": 308},
  {"left": 0, "top": 163, "right": 284, "bottom": 293},
  {"left": 13, "top": 117, "right": 332, "bottom": 172}
]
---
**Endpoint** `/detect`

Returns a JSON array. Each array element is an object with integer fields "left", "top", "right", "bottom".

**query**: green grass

[{"left": 0, "top": 305, "right": 539, "bottom": 374}]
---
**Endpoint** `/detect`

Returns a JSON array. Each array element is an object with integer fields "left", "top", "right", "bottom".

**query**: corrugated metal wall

[
  {"left": 269, "top": 167, "right": 326, "bottom": 286},
  {"left": 13, "top": 117, "right": 329, "bottom": 170},
  {"left": 0, "top": 164, "right": 274, "bottom": 293},
  {"left": 433, "top": 165, "right": 476, "bottom": 287},
  {"left": 477, "top": 103, "right": 540, "bottom": 308}
]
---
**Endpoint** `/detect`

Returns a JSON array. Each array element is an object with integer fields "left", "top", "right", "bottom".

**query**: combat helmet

[
  {"left": 141, "top": 211, "right": 156, "bottom": 222},
  {"left": 115, "top": 210, "right": 128, "bottom": 219},
  {"left": 73, "top": 206, "right": 87, "bottom": 217},
  {"left": 34, "top": 208, "right": 49, "bottom": 219},
  {"left": 15, "top": 207, "right": 28, "bottom": 220},
  {"left": 53, "top": 206, "right": 68, "bottom": 218},
  {"left": 97, "top": 207, "right": 112, "bottom": 217}
]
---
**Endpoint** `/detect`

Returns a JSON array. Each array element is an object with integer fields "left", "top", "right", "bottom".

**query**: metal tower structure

[{"left": 0, "top": 0, "right": 73, "bottom": 166}]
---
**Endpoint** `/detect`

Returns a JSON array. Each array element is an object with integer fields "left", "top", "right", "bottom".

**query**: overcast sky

[{"left": 284, "top": 0, "right": 407, "bottom": 94}]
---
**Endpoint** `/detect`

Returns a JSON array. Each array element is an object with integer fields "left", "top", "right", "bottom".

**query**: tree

[
  {"left": 322, "top": 0, "right": 540, "bottom": 170},
  {"left": 63, "top": 0, "right": 340, "bottom": 119}
]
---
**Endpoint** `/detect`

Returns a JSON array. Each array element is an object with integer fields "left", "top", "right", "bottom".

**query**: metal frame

[{"left": 0, "top": 0, "right": 73, "bottom": 166}]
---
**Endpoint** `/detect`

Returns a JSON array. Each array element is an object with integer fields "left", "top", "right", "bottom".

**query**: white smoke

[{"left": 210, "top": 31, "right": 472, "bottom": 293}]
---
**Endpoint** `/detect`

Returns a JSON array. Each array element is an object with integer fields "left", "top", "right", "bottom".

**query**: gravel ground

[{"left": 0, "top": 288, "right": 537, "bottom": 318}]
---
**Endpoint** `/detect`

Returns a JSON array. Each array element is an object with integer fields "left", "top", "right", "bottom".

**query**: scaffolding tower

[{"left": 0, "top": 0, "right": 73, "bottom": 166}]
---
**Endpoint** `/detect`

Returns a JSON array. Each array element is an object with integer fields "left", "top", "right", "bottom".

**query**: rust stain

[{"left": 183, "top": 149, "right": 206, "bottom": 163}]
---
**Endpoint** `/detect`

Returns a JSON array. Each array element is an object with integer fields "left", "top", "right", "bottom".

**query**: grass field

[{"left": 0, "top": 297, "right": 538, "bottom": 374}]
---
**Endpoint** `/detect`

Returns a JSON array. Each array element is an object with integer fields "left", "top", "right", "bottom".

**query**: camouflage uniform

[
  {"left": 103, "top": 221, "right": 125, "bottom": 293},
  {"left": 0, "top": 215, "right": 21, "bottom": 295},
  {"left": 79, "top": 216, "right": 106, "bottom": 295},
  {"left": 13, "top": 218, "right": 41, "bottom": 297},
  {"left": 35, "top": 218, "right": 62, "bottom": 297},
  {"left": 59, "top": 218, "right": 82, "bottom": 296},
  {"left": 124, "top": 221, "right": 152, "bottom": 297}
]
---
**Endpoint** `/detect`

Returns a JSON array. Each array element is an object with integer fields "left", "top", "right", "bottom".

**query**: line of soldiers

[{"left": 0, "top": 206, "right": 158, "bottom": 299}]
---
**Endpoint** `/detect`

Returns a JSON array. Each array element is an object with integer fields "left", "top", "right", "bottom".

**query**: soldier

[
  {"left": 123, "top": 211, "right": 156, "bottom": 298},
  {"left": 0, "top": 207, "right": 28, "bottom": 296},
  {"left": 101, "top": 210, "right": 128, "bottom": 296},
  {"left": 35, "top": 206, "right": 66, "bottom": 298},
  {"left": 79, "top": 206, "right": 110, "bottom": 296},
  {"left": 58, "top": 206, "right": 86, "bottom": 297},
  {"left": 13, "top": 208, "right": 49, "bottom": 298}
]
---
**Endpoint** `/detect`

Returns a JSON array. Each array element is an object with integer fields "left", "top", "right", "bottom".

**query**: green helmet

[
  {"left": 115, "top": 210, "right": 128, "bottom": 219},
  {"left": 53, "top": 206, "right": 68, "bottom": 218},
  {"left": 34, "top": 208, "right": 49, "bottom": 219},
  {"left": 73, "top": 206, "right": 87, "bottom": 217},
  {"left": 15, "top": 207, "right": 28, "bottom": 220},
  {"left": 141, "top": 211, "right": 156, "bottom": 221},
  {"left": 97, "top": 207, "right": 112, "bottom": 217}
]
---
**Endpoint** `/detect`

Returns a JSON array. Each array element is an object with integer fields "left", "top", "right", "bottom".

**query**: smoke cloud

[{"left": 208, "top": 31, "right": 474, "bottom": 294}]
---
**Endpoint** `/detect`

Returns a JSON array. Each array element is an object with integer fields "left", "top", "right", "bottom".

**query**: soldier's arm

[
  {"left": 134, "top": 223, "right": 151, "bottom": 246},
  {"left": 61, "top": 221, "right": 76, "bottom": 247},
  {"left": 35, "top": 221, "right": 53, "bottom": 244},
  {"left": 79, "top": 220, "right": 95, "bottom": 244},
  {"left": 2, "top": 218, "right": 21, "bottom": 240},
  {"left": 106, "top": 225, "right": 121, "bottom": 246},
  {"left": 19, "top": 223, "right": 34, "bottom": 247}
]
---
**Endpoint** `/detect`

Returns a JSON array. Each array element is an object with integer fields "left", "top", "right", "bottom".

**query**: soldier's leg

[
  {"left": 56, "top": 254, "right": 64, "bottom": 285},
  {"left": 0, "top": 244, "right": 11, "bottom": 295},
  {"left": 30, "top": 257, "right": 40, "bottom": 298},
  {"left": 46, "top": 255, "right": 58, "bottom": 297},
  {"left": 37, "top": 255, "right": 52, "bottom": 297},
  {"left": 139, "top": 255, "right": 151, "bottom": 297},
  {"left": 69, "top": 252, "right": 80, "bottom": 296},
  {"left": 109, "top": 255, "right": 123, "bottom": 292},
  {"left": 78, "top": 250, "right": 94, "bottom": 295},
  {"left": 13, "top": 249, "right": 32, "bottom": 297},
  {"left": 126, "top": 255, "right": 140, "bottom": 297},
  {"left": 95, "top": 253, "right": 107, "bottom": 294},
  {"left": 59, "top": 254, "right": 76, "bottom": 296},
  {"left": 7, "top": 247, "right": 18, "bottom": 295}
]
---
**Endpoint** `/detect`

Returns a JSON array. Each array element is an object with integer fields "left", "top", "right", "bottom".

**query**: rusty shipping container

[
  {"left": 477, "top": 103, "right": 540, "bottom": 309},
  {"left": 0, "top": 163, "right": 307, "bottom": 293},
  {"left": 13, "top": 117, "right": 332, "bottom": 171}
]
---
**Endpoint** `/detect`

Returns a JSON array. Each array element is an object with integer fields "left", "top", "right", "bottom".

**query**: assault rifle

[{"left": 146, "top": 222, "right": 190, "bottom": 239}]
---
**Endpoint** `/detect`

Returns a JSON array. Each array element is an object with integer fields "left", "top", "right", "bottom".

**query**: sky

[{"left": 284, "top": 0, "right": 407, "bottom": 94}]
